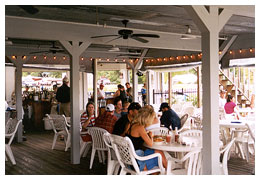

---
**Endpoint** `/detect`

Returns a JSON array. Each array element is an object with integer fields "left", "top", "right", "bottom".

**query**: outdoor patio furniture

[
  {"left": 80, "top": 131, "right": 92, "bottom": 157},
  {"left": 63, "top": 115, "right": 71, "bottom": 152},
  {"left": 166, "top": 149, "right": 202, "bottom": 175},
  {"left": 179, "top": 130, "right": 202, "bottom": 146},
  {"left": 46, "top": 114, "right": 68, "bottom": 150},
  {"left": 87, "top": 127, "right": 109, "bottom": 169},
  {"left": 231, "top": 123, "right": 255, "bottom": 162},
  {"left": 149, "top": 127, "right": 170, "bottom": 136},
  {"left": 103, "top": 132, "right": 120, "bottom": 175},
  {"left": 5, "top": 118, "right": 22, "bottom": 165},
  {"left": 110, "top": 134, "right": 165, "bottom": 175},
  {"left": 220, "top": 138, "right": 235, "bottom": 175}
]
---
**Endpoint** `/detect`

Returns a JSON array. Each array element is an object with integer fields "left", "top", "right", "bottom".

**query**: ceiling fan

[
  {"left": 91, "top": 20, "right": 160, "bottom": 43},
  {"left": 29, "top": 42, "right": 65, "bottom": 55}
]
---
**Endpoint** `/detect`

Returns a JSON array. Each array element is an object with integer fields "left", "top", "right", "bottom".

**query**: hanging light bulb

[
  {"left": 53, "top": 56, "right": 56, "bottom": 60},
  {"left": 33, "top": 56, "right": 37, "bottom": 59},
  {"left": 12, "top": 55, "right": 16, "bottom": 59},
  {"left": 44, "top": 56, "right": 47, "bottom": 60},
  {"left": 63, "top": 56, "right": 66, "bottom": 60}
]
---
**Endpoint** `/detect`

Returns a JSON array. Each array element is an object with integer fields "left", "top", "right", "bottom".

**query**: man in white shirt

[
  {"left": 219, "top": 89, "right": 227, "bottom": 108},
  {"left": 97, "top": 83, "right": 105, "bottom": 100}
]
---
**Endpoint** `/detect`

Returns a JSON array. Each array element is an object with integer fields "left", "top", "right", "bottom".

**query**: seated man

[
  {"left": 159, "top": 102, "right": 181, "bottom": 130},
  {"left": 112, "top": 102, "right": 141, "bottom": 136},
  {"left": 95, "top": 104, "right": 118, "bottom": 133}
]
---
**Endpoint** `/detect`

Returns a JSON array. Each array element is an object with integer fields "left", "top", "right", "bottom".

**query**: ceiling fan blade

[
  {"left": 132, "top": 34, "right": 160, "bottom": 38},
  {"left": 91, "top": 35, "right": 119, "bottom": 39},
  {"left": 105, "top": 36, "right": 122, "bottom": 43},
  {"left": 130, "top": 36, "right": 149, "bottom": 43},
  {"left": 29, "top": 51, "right": 50, "bottom": 54},
  {"left": 18, "top": 5, "right": 39, "bottom": 14}
]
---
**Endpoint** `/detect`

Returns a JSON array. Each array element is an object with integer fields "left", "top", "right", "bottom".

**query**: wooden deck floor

[{"left": 5, "top": 130, "right": 255, "bottom": 175}]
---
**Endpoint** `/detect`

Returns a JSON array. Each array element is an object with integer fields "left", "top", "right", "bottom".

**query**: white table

[
  {"left": 219, "top": 119, "right": 254, "bottom": 129},
  {"left": 144, "top": 141, "right": 201, "bottom": 153}
]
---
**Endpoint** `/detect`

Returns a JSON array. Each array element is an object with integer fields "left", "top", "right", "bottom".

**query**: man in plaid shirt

[{"left": 95, "top": 104, "right": 118, "bottom": 133}]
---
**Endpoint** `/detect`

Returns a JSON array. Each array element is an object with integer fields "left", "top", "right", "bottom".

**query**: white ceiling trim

[{"left": 5, "top": 16, "right": 201, "bottom": 51}]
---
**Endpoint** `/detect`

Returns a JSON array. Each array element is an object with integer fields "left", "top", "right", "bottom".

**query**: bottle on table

[{"left": 174, "top": 127, "right": 179, "bottom": 143}]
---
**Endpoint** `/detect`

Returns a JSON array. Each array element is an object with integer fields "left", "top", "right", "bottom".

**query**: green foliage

[
  {"left": 97, "top": 71, "right": 120, "bottom": 84},
  {"left": 22, "top": 71, "right": 62, "bottom": 78}
]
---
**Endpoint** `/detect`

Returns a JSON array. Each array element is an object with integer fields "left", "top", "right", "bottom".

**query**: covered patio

[{"left": 5, "top": 5, "right": 255, "bottom": 175}]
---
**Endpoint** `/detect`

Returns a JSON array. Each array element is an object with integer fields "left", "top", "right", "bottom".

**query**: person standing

[
  {"left": 114, "top": 84, "right": 127, "bottom": 104},
  {"left": 219, "top": 89, "right": 227, "bottom": 109},
  {"left": 159, "top": 102, "right": 181, "bottom": 130},
  {"left": 141, "top": 83, "right": 147, "bottom": 106},
  {"left": 50, "top": 84, "right": 59, "bottom": 114},
  {"left": 125, "top": 82, "right": 133, "bottom": 102},
  {"left": 95, "top": 104, "right": 118, "bottom": 133},
  {"left": 56, "top": 76, "right": 70, "bottom": 117},
  {"left": 97, "top": 83, "right": 105, "bottom": 100}
]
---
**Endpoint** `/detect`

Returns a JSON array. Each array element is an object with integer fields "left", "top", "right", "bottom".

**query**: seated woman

[
  {"left": 126, "top": 106, "right": 167, "bottom": 171},
  {"left": 224, "top": 95, "right": 241, "bottom": 120},
  {"left": 80, "top": 101, "right": 96, "bottom": 141}
]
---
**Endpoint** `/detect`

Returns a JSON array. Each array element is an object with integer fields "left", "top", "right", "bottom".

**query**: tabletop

[
  {"left": 144, "top": 141, "right": 201, "bottom": 152},
  {"left": 219, "top": 119, "right": 254, "bottom": 129}
]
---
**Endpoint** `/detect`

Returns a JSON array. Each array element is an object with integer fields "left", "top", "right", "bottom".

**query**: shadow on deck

[{"left": 5, "top": 130, "right": 254, "bottom": 175}]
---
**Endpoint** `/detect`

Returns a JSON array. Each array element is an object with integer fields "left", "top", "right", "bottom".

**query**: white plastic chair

[
  {"left": 172, "top": 104, "right": 183, "bottom": 114},
  {"left": 62, "top": 115, "right": 71, "bottom": 151},
  {"left": 231, "top": 123, "right": 255, "bottom": 162},
  {"left": 179, "top": 130, "right": 202, "bottom": 146},
  {"left": 5, "top": 118, "right": 22, "bottom": 165},
  {"left": 80, "top": 131, "right": 92, "bottom": 157},
  {"left": 103, "top": 132, "right": 120, "bottom": 175},
  {"left": 182, "top": 106, "right": 195, "bottom": 118},
  {"left": 166, "top": 149, "right": 202, "bottom": 175},
  {"left": 220, "top": 138, "right": 235, "bottom": 175},
  {"left": 110, "top": 134, "right": 165, "bottom": 175},
  {"left": 87, "top": 127, "right": 109, "bottom": 169},
  {"left": 46, "top": 114, "right": 68, "bottom": 150},
  {"left": 149, "top": 127, "right": 170, "bottom": 136}
]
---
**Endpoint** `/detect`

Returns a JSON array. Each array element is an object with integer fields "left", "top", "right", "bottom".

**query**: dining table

[
  {"left": 219, "top": 119, "right": 254, "bottom": 129},
  {"left": 144, "top": 141, "right": 202, "bottom": 153}
]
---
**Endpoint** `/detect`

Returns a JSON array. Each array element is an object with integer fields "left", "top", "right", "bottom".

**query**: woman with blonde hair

[{"left": 126, "top": 106, "right": 167, "bottom": 171}]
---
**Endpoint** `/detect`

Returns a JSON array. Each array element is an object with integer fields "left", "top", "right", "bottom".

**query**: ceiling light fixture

[{"left": 180, "top": 25, "right": 196, "bottom": 40}]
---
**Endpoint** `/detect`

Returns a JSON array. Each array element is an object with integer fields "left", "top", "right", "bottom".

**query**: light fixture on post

[{"left": 180, "top": 25, "right": 196, "bottom": 40}]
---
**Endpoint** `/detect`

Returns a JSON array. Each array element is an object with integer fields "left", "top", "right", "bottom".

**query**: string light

[{"left": 9, "top": 48, "right": 254, "bottom": 65}]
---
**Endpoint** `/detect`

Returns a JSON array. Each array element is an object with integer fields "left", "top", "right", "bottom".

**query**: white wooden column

[
  {"left": 185, "top": 6, "right": 232, "bottom": 174},
  {"left": 9, "top": 56, "right": 29, "bottom": 143},
  {"left": 93, "top": 58, "right": 98, "bottom": 117},
  {"left": 168, "top": 72, "right": 172, "bottom": 105},
  {"left": 60, "top": 40, "right": 90, "bottom": 164},
  {"left": 146, "top": 70, "right": 152, "bottom": 105}
]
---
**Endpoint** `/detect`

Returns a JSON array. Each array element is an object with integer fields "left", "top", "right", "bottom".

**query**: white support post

[
  {"left": 132, "top": 68, "right": 139, "bottom": 102},
  {"left": 185, "top": 5, "right": 232, "bottom": 175},
  {"left": 146, "top": 70, "right": 152, "bottom": 105},
  {"left": 9, "top": 56, "right": 29, "bottom": 143},
  {"left": 60, "top": 40, "right": 90, "bottom": 164},
  {"left": 93, "top": 58, "right": 98, "bottom": 117}
]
